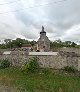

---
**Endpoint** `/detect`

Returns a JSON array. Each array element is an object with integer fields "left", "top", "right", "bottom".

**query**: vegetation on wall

[
  {"left": 63, "top": 66, "right": 77, "bottom": 73},
  {"left": 21, "top": 57, "right": 39, "bottom": 73},
  {"left": 0, "top": 59, "right": 11, "bottom": 69}
]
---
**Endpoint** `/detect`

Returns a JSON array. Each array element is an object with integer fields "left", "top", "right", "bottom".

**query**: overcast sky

[{"left": 0, "top": 0, "right": 80, "bottom": 44}]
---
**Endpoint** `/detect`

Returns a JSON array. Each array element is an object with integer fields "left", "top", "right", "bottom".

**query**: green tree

[
  {"left": 71, "top": 42, "right": 77, "bottom": 47},
  {"left": 12, "top": 38, "right": 23, "bottom": 48}
]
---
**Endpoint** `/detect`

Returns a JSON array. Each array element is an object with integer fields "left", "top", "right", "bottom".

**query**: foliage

[
  {"left": 63, "top": 66, "right": 77, "bottom": 73},
  {"left": 41, "top": 68, "right": 50, "bottom": 75},
  {"left": 50, "top": 39, "right": 77, "bottom": 49},
  {"left": 0, "top": 44, "right": 7, "bottom": 49},
  {"left": 0, "top": 67, "right": 80, "bottom": 92},
  {"left": 0, "top": 38, "right": 37, "bottom": 49},
  {"left": 22, "top": 57, "right": 39, "bottom": 73},
  {"left": 12, "top": 38, "right": 23, "bottom": 48},
  {"left": 0, "top": 38, "right": 78, "bottom": 49},
  {"left": 0, "top": 59, "right": 11, "bottom": 69}
]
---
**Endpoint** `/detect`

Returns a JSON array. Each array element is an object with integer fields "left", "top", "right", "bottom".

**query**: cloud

[
  {"left": 0, "top": 0, "right": 80, "bottom": 44},
  {"left": 60, "top": 24, "right": 80, "bottom": 43}
]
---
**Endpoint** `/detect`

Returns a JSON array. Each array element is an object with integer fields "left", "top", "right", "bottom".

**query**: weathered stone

[
  {"left": 0, "top": 51, "right": 80, "bottom": 71},
  {"left": 37, "top": 26, "right": 50, "bottom": 51}
]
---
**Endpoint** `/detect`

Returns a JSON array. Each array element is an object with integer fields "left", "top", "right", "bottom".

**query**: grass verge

[{"left": 0, "top": 67, "right": 80, "bottom": 92}]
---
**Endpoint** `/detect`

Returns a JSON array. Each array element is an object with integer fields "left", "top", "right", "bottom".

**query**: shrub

[
  {"left": 0, "top": 59, "right": 10, "bottom": 69},
  {"left": 63, "top": 66, "right": 77, "bottom": 73},
  {"left": 22, "top": 57, "right": 39, "bottom": 73},
  {"left": 29, "top": 57, "right": 39, "bottom": 71},
  {"left": 21, "top": 63, "right": 30, "bottom": 73}
]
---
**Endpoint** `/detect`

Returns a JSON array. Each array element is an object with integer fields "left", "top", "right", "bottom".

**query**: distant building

[
  {"left": 21, "top": 44, "right": 32, "bottom": 51},
  {"left": 37, "top": 26, "right": 50, "bottom": 52}
]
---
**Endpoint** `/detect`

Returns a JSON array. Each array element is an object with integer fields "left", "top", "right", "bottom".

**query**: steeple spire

[
  {"left": 40, "top": 26, "right": 46, "bottom": 34},
  {"left": 42, "top": 26, "right": 44, "bottom": 32}
]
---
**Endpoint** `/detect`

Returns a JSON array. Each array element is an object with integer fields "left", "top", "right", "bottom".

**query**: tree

[
  {"left": 4, "top": 39, "right": 11, "bottom": 44},
  {"left": 13, "top": 38, "right": 23, "bottom": 48},
  {"left": 64, "top": 41, "right": 72, "bottom": 47},
  {"left": 4, "top": 39, "right": 13, "bottom": 49},
  {"left": 71, "top": 42, "right": 77, "bottom": 47},
  {"left": 0, "top": 44, "right": 7, "bottom": 49},
  {"left": 50, "top": 40, "right": 77, "bottom": 49}
]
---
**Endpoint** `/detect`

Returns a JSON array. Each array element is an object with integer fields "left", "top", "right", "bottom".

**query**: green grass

[{"left": 0, "top": 67, "right": 80, "bottom": 92}]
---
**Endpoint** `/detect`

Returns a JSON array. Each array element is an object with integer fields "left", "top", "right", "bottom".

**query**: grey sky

[{"left": 0, "top": 0, "right": 80, "bottom": 44}]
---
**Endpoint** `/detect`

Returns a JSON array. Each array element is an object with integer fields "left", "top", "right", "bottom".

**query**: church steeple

[
  {"left": 38, "top": 26, "right": 50, "bottom": 51},
  {"left": 42, "top": 26, "right": 44, "bottom": 32},
  {"left": 40, "top": 26, "right": 46, "bottom": 34}
]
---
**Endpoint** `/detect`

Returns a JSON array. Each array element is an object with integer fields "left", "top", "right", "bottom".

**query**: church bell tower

[{"left": 37, "top": 26, "right": 50, "bottom": 52}]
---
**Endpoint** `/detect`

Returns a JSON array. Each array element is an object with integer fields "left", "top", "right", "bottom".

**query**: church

[{"left": 37, "top": 26, "right": 50, "bottom": 52}]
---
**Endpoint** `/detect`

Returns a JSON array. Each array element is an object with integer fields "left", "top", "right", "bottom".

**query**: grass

[{"left": 0, "top": 67, "right": 80, "bottom": 92}]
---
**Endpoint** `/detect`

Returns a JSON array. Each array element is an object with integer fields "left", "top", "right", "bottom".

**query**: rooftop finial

[
  {"left": 42, "top": 26, "right": 44, "bottom": 32},
  {"left": 40, "top": 26, "right": 46, "bottom": 34}
]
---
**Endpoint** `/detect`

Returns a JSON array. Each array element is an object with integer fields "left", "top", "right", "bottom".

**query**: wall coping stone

[{"left": 29, "top": 52, "right": 58, "bottom": 56}]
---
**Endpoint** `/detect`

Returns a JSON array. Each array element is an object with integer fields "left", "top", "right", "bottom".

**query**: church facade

[{"left": 37, "top": 26, "right": 50, "bottom": 52}]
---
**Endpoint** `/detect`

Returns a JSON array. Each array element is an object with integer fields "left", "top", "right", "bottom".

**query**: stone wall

[
  {"left": 0, "top": 51, "right": 80, "bottom": 71},
  {"left": 0, "top": 51, "right": 28, "bottom": 66},
  {"left": 28, "top": 52, "right": 79, "bottom": 70},
  {"left": 52, "top": 47, "right": 80, "bottom": 54}
]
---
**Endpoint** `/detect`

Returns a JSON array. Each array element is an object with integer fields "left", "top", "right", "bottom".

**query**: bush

[
  {"left": 63, "top": 66, "right": 77, "bottom": 73},
  {"left": 0, "top": 59, "right": 10, "bottom": 69},
  {"left": 22, "top": 57, "right": 39, "bottom": 73},
  {"left": 21, "top": 63, "right": 30, "bottom": 73}
]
